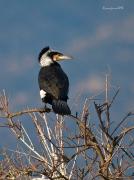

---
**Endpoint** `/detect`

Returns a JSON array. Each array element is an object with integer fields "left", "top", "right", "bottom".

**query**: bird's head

[{"left": 38, "top": 46, "right": 72, "bottom": 67}]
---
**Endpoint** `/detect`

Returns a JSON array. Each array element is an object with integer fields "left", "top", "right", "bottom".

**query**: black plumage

[
  {"left": 38, "top": 47, "right": 71, "bottom": 115},
  {"left": 38, "top": 46, "right": 49, "bottom": 61}
]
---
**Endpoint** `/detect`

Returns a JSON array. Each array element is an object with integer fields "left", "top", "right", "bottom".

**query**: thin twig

[{"left": 111, "top": 112, "right": 133, "bottom": 136}]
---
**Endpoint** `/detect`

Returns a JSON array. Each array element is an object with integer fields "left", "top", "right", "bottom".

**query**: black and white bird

[{"left": 38, "top": 46, "right": 72, "bottom": 115}]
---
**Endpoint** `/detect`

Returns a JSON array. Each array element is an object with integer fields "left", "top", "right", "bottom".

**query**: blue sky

[{"left": 0, "top": 0, "right": 134, "bottom": 147}]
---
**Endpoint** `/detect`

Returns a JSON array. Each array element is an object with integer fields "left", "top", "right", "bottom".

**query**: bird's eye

[{"left": 53, "top": 54, "right": 59, "bottom": 61}]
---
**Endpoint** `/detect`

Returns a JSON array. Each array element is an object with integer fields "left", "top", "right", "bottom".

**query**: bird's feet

[
  {"left": 39, "top": 105, "right": 51, "bottom": 114},
  {"left": 44, "top": 104, "right": 51, "bottom": 113}
]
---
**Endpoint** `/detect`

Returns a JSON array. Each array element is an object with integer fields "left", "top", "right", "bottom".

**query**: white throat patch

[{"left": 40, "top": 52, "right": 53, "bottom": 67}]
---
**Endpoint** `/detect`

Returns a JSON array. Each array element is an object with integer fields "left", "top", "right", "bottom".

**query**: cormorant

[{"left": 38, "top": 46, "right": 71, "bottom": 115}]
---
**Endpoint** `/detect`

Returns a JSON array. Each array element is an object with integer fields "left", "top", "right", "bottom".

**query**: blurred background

[{"left": 0, "top": 0, "right": 134, "bottom": 148}]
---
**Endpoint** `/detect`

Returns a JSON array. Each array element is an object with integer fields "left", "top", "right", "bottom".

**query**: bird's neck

[
  {"left": 40, "top": 60, "right": 60, "bottom": 68},
  {"left": 40, "top": 56, "right": 53, "bottom": 67}
]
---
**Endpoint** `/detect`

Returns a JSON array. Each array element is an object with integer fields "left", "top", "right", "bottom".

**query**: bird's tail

[{"left": 52, "top": 99, "right": 71, "bottom": 115}]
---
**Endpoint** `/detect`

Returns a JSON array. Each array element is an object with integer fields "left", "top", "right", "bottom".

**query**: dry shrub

[{"left": 0, "top": 78, "right": 134, "bottom": 180}]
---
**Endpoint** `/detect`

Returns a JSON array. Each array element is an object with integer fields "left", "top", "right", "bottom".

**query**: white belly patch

[{"left": 40, "top": 90, "right": 46, "bottom": 99}]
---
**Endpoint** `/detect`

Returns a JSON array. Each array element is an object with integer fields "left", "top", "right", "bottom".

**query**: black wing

[{"left": 38, "top": 64, "right": 69, "bottom": 101}]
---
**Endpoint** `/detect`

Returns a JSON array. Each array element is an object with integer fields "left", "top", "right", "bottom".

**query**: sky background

[{"left": 0, "top": 0, "right": 134, "bottom": 148}]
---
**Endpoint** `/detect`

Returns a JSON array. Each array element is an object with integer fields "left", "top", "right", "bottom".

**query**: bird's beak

[
  {"left": 59, "top": 55, "right": 73, "bottom": 60},
  {"left": 54, "top": 53, "right": 73, "bottom": 61}
]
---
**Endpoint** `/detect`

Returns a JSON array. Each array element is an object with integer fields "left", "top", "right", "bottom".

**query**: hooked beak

[
  {"left": 54, "top": 53, "right": 73, "bottom": 61},
  {"left": 58, "top": 55, "right": 73, "bottom": 60}
]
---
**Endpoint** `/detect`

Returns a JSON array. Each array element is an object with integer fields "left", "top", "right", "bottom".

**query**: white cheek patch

[
  {"left": 40, "top": 90, "right": 47, "bottom": 99},
  {"left": 40, "top": 55, "right": 53, "bottom": 67}
]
